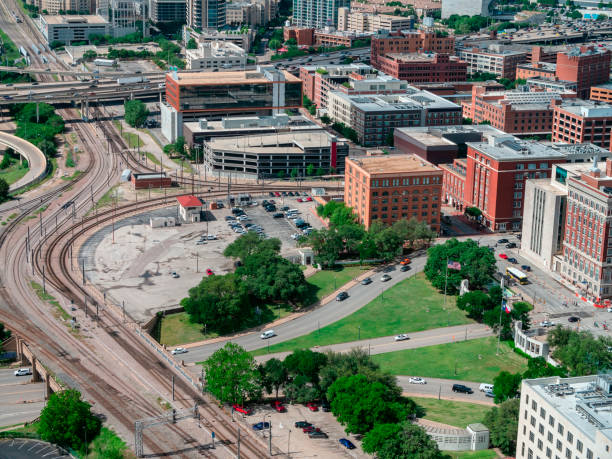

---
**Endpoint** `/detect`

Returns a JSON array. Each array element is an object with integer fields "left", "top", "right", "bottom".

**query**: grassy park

[
  {"left": 0, "top": 160, "right": 28, "bottom": 185},
  {"left": 305, "top": 264, "right": 371, "bottom": 302},
  {"left": 444, "top": 451, "right": 498, "bottom": 459},
  {"left": 253, "top": 273, "right": 472, "bottom": 356},
  {"left": 372, "top": 336, "right": 528, "bottom": 383},
  {"left": 413, "top": 397, "right": 490, "bottom": 428}
]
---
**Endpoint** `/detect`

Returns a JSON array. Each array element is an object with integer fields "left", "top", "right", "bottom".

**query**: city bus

[{"left": 506, "top": 267, "right": 528, "bottom": 284}]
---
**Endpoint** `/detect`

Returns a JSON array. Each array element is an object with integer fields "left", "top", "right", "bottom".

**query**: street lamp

[{"left": 358, "top": 326, "right": 360, "bottom": 340}]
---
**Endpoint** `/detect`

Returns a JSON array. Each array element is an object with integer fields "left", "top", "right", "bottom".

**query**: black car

[
  {"left": 295, "top": 421, "right": 312, "bottom": 428},
  {"left": 521, "top": 265, "right": 531, "bottom": 272},
  {"left": 321, "top": 402, "right": 331, "bottom": 412},
  {"left": 508, "top": 257, "right": 517, "bottom": 264},
  {"left": 269, "top": 192, "right": 275, "bottom": 197},
  {"left": 568, "top": 316, "right": 580, "bottom": 323},
  {"left": 309, "top": 431, "right": 328, "bottom": 439},
  {"left": 497, "top": 238, "right": 509, "bottom": 244},
  {"left": 506, "top": 242, "right": 517, "bottom": 249},
  {"left": 452, "top": 384, "right": 473, "bottom": 394},
  {"left": 400, "top": 265, "right": 411, "bottom": 272},
  {"left": 273, "top": 213, "right": 284, "bottom": 218},
  {"left": 281, "top": 206, "right": 290, "bottom": 211},
  {"left": 336, "top": 292, "right": 348, "bottom": 301}
]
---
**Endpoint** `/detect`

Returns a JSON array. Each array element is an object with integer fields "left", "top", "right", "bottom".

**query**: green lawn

[
  {"left": 252, "top": 273, "right": 472, "bottom": 356},
  {"left": 0, "top": 160, "right": 29, "bottom": 185},
  {"left": 444, "top": 450, "right": 498, "bottom": 459},
  {"left": 373, "top": 336, "right": 528, "bottom": 383},
  {"left": 412, "top": 397, "right": 490, "bottom": 428},
  {"left": 305, "top": 265, "right": 371, "bottom": 303}
]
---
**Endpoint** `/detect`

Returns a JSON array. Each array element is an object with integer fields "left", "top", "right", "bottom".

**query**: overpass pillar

[
  {"left": 85, "top": 99, "right": 89, "bottom": 121},
  {"left": 130, "top": 92, "right": 134, "bottom": 101},
  {"left": 44, "top": 375, "right": 51, "bottom": 399},
  {"left": 31, "top": 356, "right": 41, "bottom": 382},
  {"left": 17, "top": 338, "right": 24, "bottom": 363},
  {"left": 80, "top": 99, "right": 85, "bottom": 119}
]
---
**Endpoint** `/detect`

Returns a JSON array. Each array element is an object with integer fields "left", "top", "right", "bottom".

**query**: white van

[
  {"left": 479, "top": 383, "right": 494, "bottom": 392},
  {"left": 260, "top": 330, "right": 276, "bottom": 339},
  {"left": 288, "top": 209, "right": 299, "bottom": 214}
]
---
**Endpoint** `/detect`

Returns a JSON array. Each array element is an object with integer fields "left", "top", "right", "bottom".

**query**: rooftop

[
  {"left": 205, "top": 131, "right": 339, "bottom": 154},
  {"left": 557, "top": 99, "right": 612, "bottom": 118},
  {"left": 468, "top": 135, "right": 567, "bottom": 162},
  {"left": 349, "top": 154, "right": 441, "bottom": 175},
  {"left": 525, "top": 374, "right": 612, "bottom": 443},
  {"left": 517, "top": 61, "right": 557, "bottom": 72},
  {"left": 592, "top": 83, "right": 612, "bottom": 91},
  {"left": 176, "top": 195, "right": 203, "bottom": 208},
  {"left": 404, "top": 131, "right": 457, "bottom": 147},
  {"left": 334, "top": 88, "right": 460, "bottom": 112},
  {"left": 184, "top": 115, "right": 320, "bottom": 134},
  {"left": 42, "top": 14, "right": 109, "bottom": 24},
  {"left": 169, "top": 68, "right": 300, "bottom": 86}
]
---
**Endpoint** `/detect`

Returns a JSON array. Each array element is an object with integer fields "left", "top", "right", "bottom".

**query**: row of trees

[
  {"left": 548, "top": 327, "right": 612, "bottom": 375},
  {"left": 124, "top": 100, "right": 149, "bottom": 128},
  {"left": 10, "top": 103, "right": 65, "bottom": 159},
  {"left": 182, "top": 233, "right": 308, "bottom": 333},
  {"left": 306, "top": 201, "right": 436, "bottom": 267},
  {"left": 204, "top": 344, "right": 445, "bottom": 458}
]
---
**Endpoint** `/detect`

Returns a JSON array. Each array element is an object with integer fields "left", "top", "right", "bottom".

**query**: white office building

[
  {"left": 441, "top": 0, "right": 491, "bottom": 19},
  {"left": 186, "top": 41, "right": 246, "bottom": 70}
]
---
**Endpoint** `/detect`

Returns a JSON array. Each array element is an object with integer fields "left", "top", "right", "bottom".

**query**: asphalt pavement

[
  {"left": 397, "top": 376, "right": 494, "bottom": 407},
  {"left": 0, "top": 368, "right": 45, "bottom": 427},
  {"left": 181, "top": 255, "right": 428, "bottom": 363}
]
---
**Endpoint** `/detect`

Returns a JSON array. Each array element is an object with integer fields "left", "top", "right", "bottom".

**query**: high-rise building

[
  {"left": 292, "top": 0, "right": 351, "bottom": 29},
  {"left": 149, "top": 0, "right": 186, "bottom": 23},
  {"left": 187, "top": 0, "right": 226, "bottom": 30},
  {"left": 441, "top": 0, "right": 490, "bottom": 19}
]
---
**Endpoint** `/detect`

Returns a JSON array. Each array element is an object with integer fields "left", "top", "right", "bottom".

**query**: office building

[
  {"left": 187, "top": 0, "right": 226, "bottom": 30},
  {"left": 516, "top": 61, "right": 557, "bottom": 81},
  {"left": 29, "top": 0, "right": 94, "bottom": 15},
  {"left": 292, "top": 0, "right": 350, "bottom": 28},
  {"left": 441, "top": 157, "right": 467, "bottom": 212},
  {"left": 457, "top": 47, "right": 527, "bottom": 79},
  {"left": 283, "top": 26, "right": 314, "bottom": 46},
  {"left": 226, "top": 0, "right": 277, "bottom": 26},
  {"left": 462, "top": 86, "right": 576, "bottom": 135},
  {"left": 517, "top": 374, "right": 612, "bottom": 459},
  {"left": 186, "top": 27, "right": 255, "bottom": 51},
  {"left": 337, "top": 7, "right": 413, "bottom": 33},
  {"left": 327, "top": 89, "right": 462, "bottom": 147},
  {"left": 314, "top": 30, "right": 366, "bottom": 48},
  {"left": 371, "top": 30, "right": 455, "bottom": 69},
  {"left": 556, "top": 46, "right": 611, "bottom": 99},
  {"left": 107, "top": 0, "right": 146, "bottom": 37},
  {"left": 39, "top": 15, "right": 111, "bottom": 44},
  {"left": 149, "top": 0, "right": 186, "bottom": 22},
  {"left": 373, "top": 52, "right": 468, "bottom": 84},
  {"left": 552, "top": 99, "right": 612, "bottom": 150},
  {"left": 202, "top": 131, "right": 348, "bottom": 178},
  {"left": 344, "top": 154, "right": 443, "bottom": 230},
  {"left": 441, "top": 0, "right": 490, "bottom": 19},
  {"left": 161, "top": 67, "right": 302, "bottom": 142},
  {"left": 590, "top": 83, "right": 612, "bottom": 103},
  {"left": 525, "top": 77, "right": 577, "bottom": 94},
  {"left": 185, "top": 41, "right": 246, "bottom": 70}
]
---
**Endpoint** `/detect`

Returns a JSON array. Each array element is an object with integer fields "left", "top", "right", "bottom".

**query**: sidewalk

[{"left": 115, "top": 120, "right": 178, "bottom": 171}]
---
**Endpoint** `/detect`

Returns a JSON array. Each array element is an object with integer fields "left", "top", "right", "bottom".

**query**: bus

[{"left": 506, "top": 267, "right": 528, "bottom": 284}]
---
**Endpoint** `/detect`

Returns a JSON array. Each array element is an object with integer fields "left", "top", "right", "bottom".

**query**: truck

[
  {"left": 19, "top": 46, "right": 28, "bottom": 57},
  {"left": 94, "top": 58, "right": 116, "bottom": 67},
  {"left": 117, "top": 76, "right": 148, "bottom": 85}
]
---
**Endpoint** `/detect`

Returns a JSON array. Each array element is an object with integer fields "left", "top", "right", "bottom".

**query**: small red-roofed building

[{"left": 177, "top": 195, "right": 203, "bottom": 222}]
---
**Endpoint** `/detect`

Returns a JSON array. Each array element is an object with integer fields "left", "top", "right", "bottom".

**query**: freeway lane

[{"left": 182, "top": 254, "right": 428, "bottom": 363}]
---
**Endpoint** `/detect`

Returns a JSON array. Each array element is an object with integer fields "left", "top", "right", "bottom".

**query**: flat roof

[
  {"left": 206, "top": 131, "right": 336, "bottom": 154},
  {"left": 469, "top": 137, "right": 566, "bottom": 162},
  {"left": 42, "top": 14, "right": 109, "bottom": 24},
  {"left": 558, "top": 99, "right": 612, "bottom": 118},
  {"left": 349, "top": 154, "right": 440, "bottom": 175},
  {"left": 334, "top": 89, "right": 460, "bottom": 112},
  {"left": 406, "top": 131, "right": 457, "bottom": 147},
  {"left": 170, "top": 69, "right": 300, "bottom": 86}
]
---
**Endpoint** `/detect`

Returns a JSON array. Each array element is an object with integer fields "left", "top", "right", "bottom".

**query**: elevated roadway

[{"left": 0, "top": 131, "right": 47, "bottom": 192}]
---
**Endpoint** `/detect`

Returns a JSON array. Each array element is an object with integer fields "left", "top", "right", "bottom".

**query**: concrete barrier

[{"left": 0, "top": 131, "right": 48, "bottom": 193}]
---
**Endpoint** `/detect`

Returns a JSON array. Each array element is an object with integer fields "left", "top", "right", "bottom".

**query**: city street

[
  {"left": 397, "top": 376, "right": 494, "bottom": 407},
  {"left": 0, "top": 368, "right": 45, "bottom": 427}
]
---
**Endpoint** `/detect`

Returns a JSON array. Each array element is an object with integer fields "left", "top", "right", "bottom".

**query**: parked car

[
  {"left": 273, "top": 213, "right": 284, "bottom": 218},
  {"left": 395, "top": 334, "right": 409, "bottom": 341},
  {"left": 207, "top": 235, "right": 217, "bottom": 240},
  {"left": 321, "top": 401, "right": 330, "bottom": 412},
  {"left": 306, "top": 402, "right": 318, "bottom": 411},
  {"left": 400, "top": 257, "right": 411, "bottom": 265},
  {"left": 171, "top": 347, "right": 187, "bottom": 355},
  {"left": 339, "top": 438, "right": 356, "bottom": 449},
  {"left": 206, "top": 269, "right": 214, "bottom": 276},
  {"left": 409, "top": 377, "right": 426, "bottom": 384},
  {"left": 306, "top": 197, "right": 313, "bottom": 202},
  {"left": 400, "top": 265, "right": 411, "bottom": 272},
  {"left": 479, "top": 383, "right": 494, "bottom": 392},
  {"left": 309, "top": 431, "right": 328, "bottom": 439},
  {"left": 521, "top": 265, "right": 531, "bottom": 271},
  {"left": 508, "top": 257, "right": 518, "bottom": 264},
  {"left": 539, "top": 320, "right": 554, "bottom": 327},
  {"left": 361, "top": 277, "right": 372, "bottom": 285},
  {"left": 497, "top": 238, "right": 509, "bottom": 244},
  {"left": 170, "top": 271, "right": 180, "bottom": 278},
  {"left": 261, "top": 330, "right": 276, "bottom": 339},
  {"left": 452, "top": 384, "right": 473, "bottom": 394},
  {"left": 381, "top": 274, "right": 392, "bottom": 282},
  {"left": 499, "top": 253, "right": 508, "bottom": 260},
  {"left": 14, "top": 368, "right": 32, "bottom": 376},
  {"left": 295, "top": 421, "right": 312, "bottom": 428},
  {"left": 302, "top": 426, "right": 318, "bottom": 433},
  {"left": 568, "top": 316, "right": 580, "bottom": 323},
  {"left": 232, "top": 404, "right": 252, "bottom": 415},
  {"left": 252, "top": 422, "right": 270, "bottom": 431},
  {"left": 506, "top": 242, "right": 517, "bottom": 249},
  {"left": 336, "top": 292, "right": 348, "bottom": 301},
  {"left": 272, "top": 401, "right": 286, "bottom": 412},
  {"left": 485, "top": 390, "right": 495, "bottom": 398}
]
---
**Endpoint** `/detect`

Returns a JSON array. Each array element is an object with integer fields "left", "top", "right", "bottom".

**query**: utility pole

[
  {"left": 172, "top": 376, "right": 175, "bottom": 401},
  {"left": 82, "top": 258, "right": 85, "bottom": 285},
  {"left": 237, "top": 427, "right": 241, "bottom": 459},
  {"left": 496, "top": 278, "right": 505, "bottom": 356}
]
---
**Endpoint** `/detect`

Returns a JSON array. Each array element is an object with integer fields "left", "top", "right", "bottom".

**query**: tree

[
  {"left": 269, "top": 39, "right": 282, "bottom": 50},
  {"left": 316, "top": 166, "right": 326, "bottom": 176},
  {"left": 284, "top": 374, "right": 320, "bottom": 403},
  {"left": 522, "top": 357, "right": 566, "bottom": 379},
  {"left": 424, "top": 238, "right": 496, "bottom": 293},
  {"left": 492, "top": 371, "right": 522, "bottom": 403},
  {"left": 83, "top": 50, "right": 97, "bottom": 60},
  {"left": 377, "top": 423, "right": 445, "bottom": 459},
  {"left": 38, "top": 389, "right": 101, "bottom": 451},
  {"left": 385, "top": 129, "right": 394, "bottom": 146},
  {"left": 319, "top": 348, "right": 383, "bottom": 394},
  {"left": 290, "top": 167, "right": 299, "bottom": 178},
  {"left": 547, "top": 328, "right": 612, "bottom": 375},
  {"left": 259, "top": 358, "right": 288, "bottom": 398},
  {"left": 283, "top": 349, "right": 328, "bottom": 384},
  {"left": 203, "top": 343, "right": 261, "bottom": 404},
  {"left": 223, "top": 232, "right": 281, "bottom": 261},
  {"left": 187, "top": 37, "right": 197, "bottom": 49},
  {"left": 484, "top": 398, "right": 520, "bottom": 455},
  {"left": 124, "top": 100, "right": 149, "bottom": 128},
  {"left": 320, "top": 114, "right": 331, "bottom": 124},
  {"left": 0, "top": 153, "right": 11, "bottom": 169},
  {"left": 0, "top": 322, "right": 10, "bottom": 340},
  {"left": 0, "top": 178, "right": 9, "bottom": 203},
  {"left": 306, "top": 164, "right": 315, "bottom": 176},
  {"left": 457, "top": 290, "right": 493, "bottom": 321},
  {"left": 362, "top": 423, "right": 402, "bottom": 454}
]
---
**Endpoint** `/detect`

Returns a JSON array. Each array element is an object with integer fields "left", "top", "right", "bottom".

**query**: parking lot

[
  {"left": 0, "top": 367, "right": 45, "bottom": 427},
  {"left": 82, "top": 194, "right": 323, "bottom": 323},
  {"left": 237, "top": 401, "right": 368, "bottom": 458}
]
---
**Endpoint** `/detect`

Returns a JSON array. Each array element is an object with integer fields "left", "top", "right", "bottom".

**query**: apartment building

[
  {"left": 292, "top": 0, "right": 350, "bottom": 28},
  {"left": 226, "top": 0, "right": 277, "bottom": 26},
  {"left": 373, "top": 52, "right": 468, "bottom": 84},
  {"left": 457, "top": 47, "right": 527, "bottom": 79},
  {"left": 371, "top": 29, "right": 455, "bottom": 68},
  {"left": 552, "top": 99, "right": 612, "bottom": 151},
  {"left": 187, "top": 0, "right": 226, "bottom": 30},
  {"left": 344, "top": 155, "right": 443, "bottom": 230},
  {"left": 185, "top": 41, "right": 246, "bottom": 70},
  {"left": 337, "top": 7, "right": 413, "bottom": 33},
  {"left": 149, "top": 0, "right": 186, "bottom": 22},
  {"left": 516, "top": 374, "right": 612, "bottom": 459}
]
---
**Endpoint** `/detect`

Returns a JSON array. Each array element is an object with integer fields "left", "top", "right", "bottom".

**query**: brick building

[
  {"left": 314, "top": 30, "right": 364, "bottom": 48},
  {"left": 515, "top": 61, "right": 556, "bottom": 81},
  {"left": 344, "top": 154, "right": 443, "bottom": 230},
  {"left": 462, "top": 86, "right": 576, "bottom": 135},
  {"left": 440, "top": 158, "right": 467, "bottom": 211},
  {"left": 457, "top": 47, "right": 527, "bottom": 79},
  {"left": 372, "top": 53, "right": 468, "bottom": 84},
  {"left": 131, "top": 172, "right": 172, "bottom": 190},
  {"left": 556, "top": 45, "right": 611, "bottom": 99},
  {"left": 283, "top": 26, "right": 314, "bottom": 46},
  {"left": 371, "top": 30, "right": 455, "bottom": 68},
  {"left": 551, "top": 99, "right": 612, "bottom": 151},
  {"left": 590, "top": 83, "right": 612, "bottom": 103}
]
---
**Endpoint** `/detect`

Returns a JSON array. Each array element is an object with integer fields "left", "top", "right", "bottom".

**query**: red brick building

[
  {"left": 344, "top": 154, "right": 442, "bottom": 231},
  {"left": 590, "top": 84, "right": 612, "bottom": 103},
  {"left": 373, "top": 53, "right": 468, "bottom": 84},
  {"left": 551, "top": 99, "right": 612, "bottom": 151},
  {"left": 515, "top": 61, "right": 556, "bottom": 81},
  {"left": 371, "top": 29, "right": 455, "bottom": 68},
  {"left": 131, "top": 172, "right": 172, "bottom": 190},
  {"left": 283, "top": 27, "right": 314, "bottom": 46},
  {"left": 556, "top": 46, "right": 611, "bottom": 99},
  {"left": 440, "top": 158, "right": 467, "bottom": 211}
]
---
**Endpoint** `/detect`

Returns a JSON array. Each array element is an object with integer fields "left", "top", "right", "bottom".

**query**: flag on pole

[
  {"left": 447, "top": 260, "right": 462, "bottom": 270},
  {"left": 502, "top": 300, "right": 512, "bottom": 314}
]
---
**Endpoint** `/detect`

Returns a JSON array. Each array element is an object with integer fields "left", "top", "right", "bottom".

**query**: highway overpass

[{"left": 0, "top": 131, "right": 48, "bottom": 193}]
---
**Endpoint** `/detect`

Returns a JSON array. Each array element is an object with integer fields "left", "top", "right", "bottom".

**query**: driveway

[
  {"left": 398, "top": 376, "right": 494, "bottom": 406},
  {"left": 0, "top": 368, "right": 45, "bottom": 427}
]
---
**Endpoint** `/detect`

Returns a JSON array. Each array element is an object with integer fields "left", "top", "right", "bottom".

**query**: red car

[
  {"left": 274, "top": 192, "right": 281, "bottom": 197},
  {"left": 272, "top": 401, "right": 286, "bottom": 412},
  {"left": 499, "top": 253, "right": 508, "bottom": 260},
  {"left": 306, "top": 402, "right": 318, "bottom": 412},
  {"left": 297, "top": 198, "right": 303, "bottom": 202},
  {"left": 232, "top": 404, "right": 252, "bottom": 415},
  {"left": 206, "top": 268, "right": 214, "bottom": 276},
  {"left": 306, "top": 197, "right": 313, "bottom": 202},
  {"left": 303, "top": 426, "right": 320, "bottom": 433}
]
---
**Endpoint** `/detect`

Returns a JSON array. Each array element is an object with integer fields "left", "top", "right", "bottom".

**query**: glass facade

[{"left": 206, "top": 0, "right": 226, "bottom": 29}]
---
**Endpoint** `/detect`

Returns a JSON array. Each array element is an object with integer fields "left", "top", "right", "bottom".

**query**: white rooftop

[{"left": 558, "top": 99, "right": 612, "bottom": 118}]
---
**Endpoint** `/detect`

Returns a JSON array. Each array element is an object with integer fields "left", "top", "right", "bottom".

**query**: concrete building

[
  {"left": 462, "top": 86, "right": 576, "bottom": 135},
  {"left": 590, "top": 83, "right": 612, "bottom": 103},
  {"left": 526, "top": 77, "right": 577, "bottom": 94},
  {"left": 373, "top": 52, "right": 468, "bottom": 84},
  {"left": 107, "top": 0, "right": 146, "bottom": 37},
  {"left": 202, "top": 131, "right": 348, "bottom": 178},
  {"left": 187, "top": 0, "right": 226, "bottom": 30},
  {"left": 185, "top": 41, "right": 246, "bottom": 70},
  {"left": 39, "top": 15, "right": 110, "bottom": 44},
  {"left": 419, "top": 421, "right": 490, "bottom": 453},
  {"left": 327, "top": 89, "right": 462, "bottom": 147},
  {"left": 344, "top": 154, "right": 443, "bottom": 230},
  {"left": 177, "top": 195, "right": 203, "bottom": 222},
  {"left": 188, "top": 27, "right": 255, "bottom": 51},
  {"left": 371, "top": 30, "right": 455, "bottom": 69},
  {"left": 292, "top": 0, "right": 350, "bottom": 28},
  {"left": 441, "top": 0, "right": 491, "bottom": 19},
  {"left": 30, "top": 0, "right": 94, "bottom": 14},
  {"left": 513, "top": 321, "right": 550, "bottom": 360},
  {"left": 161, "top": 66, "right": 302, "bottom": 142},
  {"left": 337, "top": 7, "right": 413, "bottom": 33},
  {"left": 517, "top": 374, "right": 612, "bottom": 459},
  {"left": 552, "top": 99, "right": 612, "bottom": 151},
  {"left": 457, "top": 47, "right": 527, "bottom": 79},
  {"left": 149, "top": 0, "right": 186, "bottom": 22},
  {"left": 516, "top": 61, "right": 557, "bottom": 81},
  {"left": 226, "top": 0, "right": 277, "bottom": 26}
]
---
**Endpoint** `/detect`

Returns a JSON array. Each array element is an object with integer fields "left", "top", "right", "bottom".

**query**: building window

[
  {"left": 567, "top": 432, "right": 573, "bottom": 444},
  {"left": 540, "top": 408, "right": 546, "bottom": 419},
  {"left": 549, "top": 415, "right": 554, "bottom": 427},
  {"left": 539, "top": 424, "right": 544, "bottom": 435},
  {"left": 557, "top": 423, "right": 564, "bottom": 436},
  {"left": 586, "top": 449, "right": 593, "bottom": 459},
  {"left": 576, "top": 440, "right": 582, "bottom": 453},
  {"left": 537, "top": 439, "right": 543, "bottom": 451}
]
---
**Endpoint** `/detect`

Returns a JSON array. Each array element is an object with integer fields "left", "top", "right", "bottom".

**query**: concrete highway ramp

[{"left": 0, "top": 131, "right": 48, "bottom": 193}]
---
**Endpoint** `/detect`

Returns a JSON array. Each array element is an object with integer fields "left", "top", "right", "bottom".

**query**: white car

[
  {"left": 395, "top": 334, "right": 409, "bottom": 341},
  {"left": 170, "top": 271, "right": 180, "bottom": 278},
  {"left": 14, "top": 368, "right": 32, "bottom": 376},
  {"left": 171, "top": 347, "right": 188, "bottom": 355},
  {"left": 261, "top": 330, "right": 276, "bottom": 339},
  {"left": 539, "top": 321, "right": 554, "bottom": 327},
  {"left": 608, "top": 307, "right": 612, "bottom": 312},
  {"left": 409, "top": 377, "right": 426, "bottom": 385},
  {"left": 238, "top": 215, "right": 249, "bottom": 221},
  {"left": 381, "top": 274, "right": 392, "bottom": 282},
  {"left": 207, "top": 235, "right": 217, "bottom": 240}
]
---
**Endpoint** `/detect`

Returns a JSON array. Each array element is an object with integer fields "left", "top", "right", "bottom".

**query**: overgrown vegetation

[{"left": 9, "top": 103, "right": 65, "bottom": 159}]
